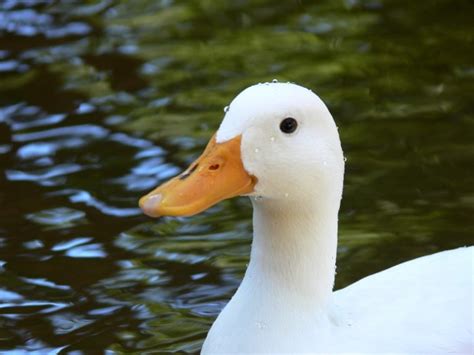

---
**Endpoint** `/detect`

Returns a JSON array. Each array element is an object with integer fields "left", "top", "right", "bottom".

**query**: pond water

[{"left": 0, "top": 0, "right": 473, "bottom": 353}]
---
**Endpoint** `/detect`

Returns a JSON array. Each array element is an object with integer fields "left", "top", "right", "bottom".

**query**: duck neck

[{"left": 242, "top": 196, "right": 339, "bottom": 310}]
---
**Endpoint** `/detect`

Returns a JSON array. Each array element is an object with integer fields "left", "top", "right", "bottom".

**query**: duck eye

[{"left": 280, "top": 117, "right": 298, "bottom": 134}]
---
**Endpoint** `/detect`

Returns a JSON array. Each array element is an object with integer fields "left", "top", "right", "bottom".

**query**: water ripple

[
  {"left": 6, "top": 163, "right": 84, "bottom": 184},
  {"left": 26, "top": 207, "right": 86, "bottom": 228},
  {"left": 11, "top": 113, "right": 66, "bottom": 131},
  {"left": 20, "top": 277, "right": 71, "bottom": 291},
  {"left": 110, "top": 132, "right": 153, "bottom": 149},
  {"left": 0, "top": 301, "right": 69, "bottom": 317},
  {"left": 65, "top": 243, "right": 107, "bottom": 258},
  {"left": 50, "top": 189, "right": 141, "bottom": 217},
  {"left": 13, "top": 124, "right": 109, "bottom": 142}
]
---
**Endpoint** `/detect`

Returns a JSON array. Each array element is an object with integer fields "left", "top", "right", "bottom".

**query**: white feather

[{"left": 202, "top": 83, "right": 473, "bottom": 354}]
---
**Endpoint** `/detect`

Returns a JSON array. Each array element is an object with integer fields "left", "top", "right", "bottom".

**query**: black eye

[{"left": 280, "top": 117, "right": 298, "bottom": 134}]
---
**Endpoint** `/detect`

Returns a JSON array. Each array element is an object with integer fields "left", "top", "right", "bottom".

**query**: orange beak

[{"left": 139, "top": 134, "right": 257, "bottom": 217}]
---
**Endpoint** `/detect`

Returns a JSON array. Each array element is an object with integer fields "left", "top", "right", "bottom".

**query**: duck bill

[{"left": 139, "top": 134, "right": 256, "bottom": 218}]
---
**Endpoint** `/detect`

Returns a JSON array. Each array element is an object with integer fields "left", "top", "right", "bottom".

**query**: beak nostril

[{"left": 209, "top": 164, "right": 220, "bottom": 171}]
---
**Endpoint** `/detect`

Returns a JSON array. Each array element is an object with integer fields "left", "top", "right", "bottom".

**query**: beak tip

[{"left": 139, "top": 193, "right": 163, "bottom": 218}]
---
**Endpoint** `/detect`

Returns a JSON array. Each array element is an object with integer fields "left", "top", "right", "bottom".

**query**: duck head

[{"left": 139, "top": 82, "right": 344, "bottom": 217}]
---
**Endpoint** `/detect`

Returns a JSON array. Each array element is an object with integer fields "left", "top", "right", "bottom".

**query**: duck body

[
  {"left": 202, "top": 213, "right": 473, "bottom": 354},
  {"left": 203, "top": 247, "right": 474, "bottom": 354},
  {"left": 139, "top": 82, "right": 473, "bottom": 354},
  {"left": 332, "top": 246, "right": 473, "bottom": 353}
]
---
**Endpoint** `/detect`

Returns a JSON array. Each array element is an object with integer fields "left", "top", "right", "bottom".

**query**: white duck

[{"left": 139, "top": 83, "right": 473, "bottom": 354}]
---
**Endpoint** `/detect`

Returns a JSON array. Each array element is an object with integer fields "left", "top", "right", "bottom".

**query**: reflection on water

[{"left": 0, "top": 0, "right": 473, "bottom": 353}]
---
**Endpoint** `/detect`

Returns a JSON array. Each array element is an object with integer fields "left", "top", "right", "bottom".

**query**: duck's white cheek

[
  {"left": 240, "top": 130, "right": 272, "bottom": 196},
  {"left": 241, "top": 130, "right": 296, "bottom": 199}
]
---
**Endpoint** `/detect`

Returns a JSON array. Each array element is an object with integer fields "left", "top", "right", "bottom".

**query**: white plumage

[{"left": 200, "top": 83, "right": 473, "bottom": 354}]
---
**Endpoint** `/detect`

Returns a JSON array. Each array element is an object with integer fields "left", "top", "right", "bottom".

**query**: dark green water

[{"left": 0, "top": 0, "right": 473, "bottom": 353}]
